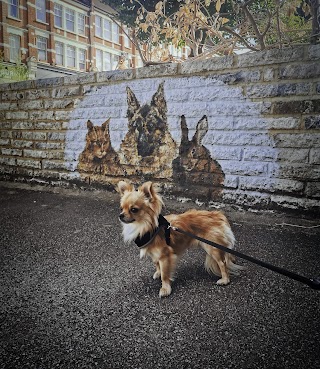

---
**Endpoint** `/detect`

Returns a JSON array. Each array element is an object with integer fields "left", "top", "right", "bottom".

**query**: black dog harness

[{"left": 134, "top": 214, "right": 171, "bottom": 248}]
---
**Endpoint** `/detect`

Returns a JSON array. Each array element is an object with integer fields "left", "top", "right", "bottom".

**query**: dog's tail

[
  {"left": 226, "top": 254, "right": 246, "bottom": 275},
  {"left": 204, "top": 224, "right": 245, "bottom": 276},
  {"left": 204, "top": 253, "right": 245, "bottom": 277}
]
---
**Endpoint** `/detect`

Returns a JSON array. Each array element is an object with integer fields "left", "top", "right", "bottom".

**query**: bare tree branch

[
  {"left": 240, "top": 1, "right": 266, "bottom": 50},
  {"left": 221, "top": 25, "right": 260, "bottom": 51}
]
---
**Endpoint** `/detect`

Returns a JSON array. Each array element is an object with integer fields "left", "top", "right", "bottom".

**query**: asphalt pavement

[{"left": 0, "top": 182, "right": 319, "bottom": 369}]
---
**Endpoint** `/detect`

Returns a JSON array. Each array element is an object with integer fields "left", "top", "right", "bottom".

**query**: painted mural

[
  {"left": 76, "top": 81, "right": 225, "bottom": 199},
  {"left": 78, "top": 119, "right": 123, "bottom": 182},
  {"left": 119, "top": 82, "right": 177, "bottom": 179},
  {"left": 172, "top": 115, "right": 224, "bottom": 199},
  {"left": 64, "top": 75, "right": 283, "bottom": 204}
]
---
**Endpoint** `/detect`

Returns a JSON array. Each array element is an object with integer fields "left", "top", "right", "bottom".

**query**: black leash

[{"left": 169, "top": 225, "right": 320, "bottom": 290}]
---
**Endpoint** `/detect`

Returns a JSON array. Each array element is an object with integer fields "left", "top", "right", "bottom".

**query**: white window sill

[
  {"left": 7, "top": 15, "right": 21, "bottom": 21},
  {"left": 36, "top": 20, "right": 49, "bottom": 25}
]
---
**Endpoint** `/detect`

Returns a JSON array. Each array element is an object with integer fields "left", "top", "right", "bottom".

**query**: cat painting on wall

[{"left": 78, "top": 118, "right": 122, "bottom": 178}]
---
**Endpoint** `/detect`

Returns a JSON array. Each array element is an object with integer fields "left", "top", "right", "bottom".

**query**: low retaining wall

[{"left": 0, "top": 45, "right": 319, "bottom": 212}]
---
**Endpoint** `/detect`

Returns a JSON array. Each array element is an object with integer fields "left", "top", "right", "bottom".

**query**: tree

[{"left": 103, "top": 1, "right": 315, "bottom": 64}]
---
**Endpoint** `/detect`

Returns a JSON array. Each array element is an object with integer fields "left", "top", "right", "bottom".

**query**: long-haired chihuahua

[{"left": 117, "top": 181, "right": 244, "bottom": 297}]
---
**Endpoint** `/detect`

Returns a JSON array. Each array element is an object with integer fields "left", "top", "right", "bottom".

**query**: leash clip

[{"left": 168, "top": 225, "right": 178, "bottom": 231}]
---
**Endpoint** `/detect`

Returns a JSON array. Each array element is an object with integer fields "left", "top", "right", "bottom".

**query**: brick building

[{"left": 0, "top": 0, "right": 142, "bottom": 79}]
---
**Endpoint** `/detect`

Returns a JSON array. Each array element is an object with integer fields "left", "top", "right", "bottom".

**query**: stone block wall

[{"left": 0, "top": 45, "right": 319, "bottom": 213}]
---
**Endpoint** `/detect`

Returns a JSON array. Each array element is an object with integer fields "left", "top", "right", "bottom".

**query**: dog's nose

[{"left": 119, "top": 213, "right": 124, "bottom": 220}]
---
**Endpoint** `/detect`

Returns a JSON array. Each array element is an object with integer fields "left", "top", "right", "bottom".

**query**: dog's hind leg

[
  {"left": 201, "top": 244, "right": 230, "bottom": 286},
  {"left": 153, "top": 262, "right": 161, "bottom": 279}
]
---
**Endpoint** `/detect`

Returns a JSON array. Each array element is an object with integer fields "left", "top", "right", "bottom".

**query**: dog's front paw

[
  {"left": 159, "top": 285, "right": 172, "bottom": 298},
  {"left": 216, "top": 278, "right": 230, "bottom": 286},
  {"left": 153, "top": 271, "right": 161, "bottom": 279}
]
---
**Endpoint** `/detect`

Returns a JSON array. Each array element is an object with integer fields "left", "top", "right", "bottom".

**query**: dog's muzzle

[{"left": 119, "top": 213, "right": 135, "bottom": 224}]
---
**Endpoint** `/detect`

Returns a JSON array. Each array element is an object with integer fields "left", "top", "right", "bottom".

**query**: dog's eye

[{"left": 130, "top": 207, "right": 139, "bottom": 213}]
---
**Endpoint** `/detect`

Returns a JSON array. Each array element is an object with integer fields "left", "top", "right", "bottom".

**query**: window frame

[
  {"left": 95, "top": 15, "right": 102, "bottom": 38},
  {"left": 36, "top": 0, "right": 46, "bottom": 23},
  {"left": 9, "top": 0, "right": 19, "bottom": 19},
  {"left": 78, "top": 49, "right": 86, "bottom": 70},
  {"left": 95, "top": 49, "right": 103, "bottom": 71},
  {"left": 103, "top": 18, "right": 112, "bottom": 40},
  {"left": 65, "top": 8, "right": 75, "bottom": 33},
  {"left": 37, "top": 36, "right": 47, "bottom": 61},
  {"left": 103, "top": 51, "right": 112, "bottom": 71},
  {"left": 78, "top": 13, "right": 85, "bottom": 35},
  {"left": 54, "top": 3, "right": 63, "bottom": 28},
  {"left": 9, "top": 34, "right": 21, "bottom": 62},
  {"left": 66, "top": 45, "right": 76, "bottom": 68},
  {"left": 112, "top": 22, "right": 120, "bottom": 44},
  {"left": 123, "top": 26, "right": 130, "bottom": 48},
  {"left": 55, "top": 41, "right": 64, "bottom": 66},
  {"left": 96, "top": 50, "right": 118, "bottom": 72}
]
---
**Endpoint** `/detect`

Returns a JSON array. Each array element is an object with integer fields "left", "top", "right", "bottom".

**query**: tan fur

[
  {"left": 117, "top": 181, "right": 244, "bottom": 297},
  {"left": 78, "top": 119, "right": 123, "bottom": 177}
]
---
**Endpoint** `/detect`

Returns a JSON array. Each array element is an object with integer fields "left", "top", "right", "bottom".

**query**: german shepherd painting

[{"left": 118, "top": 82, "right": 177, "bottom": 179}]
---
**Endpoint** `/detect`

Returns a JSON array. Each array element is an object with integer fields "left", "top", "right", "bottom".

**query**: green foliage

[
  {"left": 0, "top": 53, "right": 29, "bottom": 82},
  {"left": 103, "top": 0, "right": 177, "bottom": 26}
]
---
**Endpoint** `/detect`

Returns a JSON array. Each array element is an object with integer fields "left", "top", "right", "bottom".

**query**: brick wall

[{"left": 0, "top": 45, "right": 319, "bottom": 213}]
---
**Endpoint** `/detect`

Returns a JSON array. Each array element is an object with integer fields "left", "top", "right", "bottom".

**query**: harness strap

[
  {"left": 159, "top": 214, "right": 171, "bottom": 246},
  {"left": 134, "top": 214, "right": 171, "bottom": 248},
  {"left": 170, "top": 226, "right": 320, "bottom": 290}
]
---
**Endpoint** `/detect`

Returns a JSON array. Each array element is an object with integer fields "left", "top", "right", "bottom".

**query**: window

[
  {"left": 96, "top": 49, "right": 103, "bottom": 71},
  {"left": 9, "top": 0, "right": 19, "bottom": 18},
  {"left": 9, "top": 34, "right": 20, "bottom": 62},
  {"left": 95, "top": 15, "right": 102, "bottom": 37},
  {"left": 36, "top": 0, "right": 46, "bottom": 23},
  {"left": 78, "top": 13, "right": 85, "bottom": 35},
  {"left": 79, "top": 49, "right": 86, "bottom": 70},
  {"left": 112, "top": 23, "right": 120, "bottom": 43},
  {"left": 37, "top": 36, "right": 47, "bottom": 61},
  {"left": 123, "top": 26, "right": 130, "bottom": 48},
  {"left": 55, "top": 42, "right": 64, "bottom": 65},
  {"left": 67, "top": 45, "right": 76, "bottom": 68},
  {"left": 54, "top": 4, "right": 62, "bottom": 28},
  {"left": 96, "top": 50, "right": 116, "bottom": 71},
  {"left": 112, "top": 54, "right": 119, "bottom": 70},
  {"left": 103, "top": 51, "right": 112, "bottom": 71},
  {"left": 103, "top": 19, "right": 112, "bottom": 40},
  {"left": 66, "top": 8, "right": 75, "bottom": 32}
]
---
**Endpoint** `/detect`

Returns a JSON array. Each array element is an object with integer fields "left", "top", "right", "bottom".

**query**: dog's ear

[
  {"left": 139, "top": 181, "right": 157, "bottom": 201},
  {"left": 126, "top": 86, "right": 140, "bottom": 120},
  {"left": 117, "top": 181, "right": 133, "bottom": 196},
  {"left": 87, "top": 120, "right": 94, "bottom": 130},
  {"left": 151, "top": 82, "right": 167, "bottom": 120}
]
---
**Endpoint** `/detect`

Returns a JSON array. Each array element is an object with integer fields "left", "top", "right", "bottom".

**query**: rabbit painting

[{"left": 172, "top": 115, "right": 225, "bottom": 200}]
